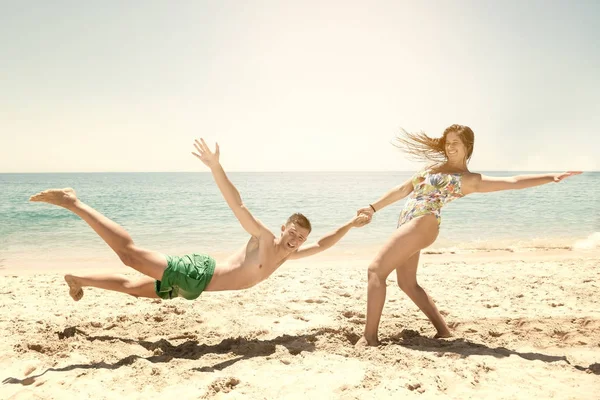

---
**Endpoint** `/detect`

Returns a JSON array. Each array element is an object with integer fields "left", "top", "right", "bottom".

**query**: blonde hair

[{"left": 286, "top": 213, "right": 312, "bottom": 232}]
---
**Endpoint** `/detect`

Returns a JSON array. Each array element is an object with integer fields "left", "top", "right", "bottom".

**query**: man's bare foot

[
  {"left": 29, "top": 188, "right": 78, "bottom": 209},
  {"left": 64, "top": 275, "right": 84, "bottom": 301},
  {"left": 434, "top": 331, "right": 453, "bottom": 339},
  {"left": 355, "top": 335, "right": 380, "bottom": 348}
]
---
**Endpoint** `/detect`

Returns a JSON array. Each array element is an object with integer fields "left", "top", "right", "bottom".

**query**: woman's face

[{"left": 445, "top": 131, "right": 467, "bottom": 162}]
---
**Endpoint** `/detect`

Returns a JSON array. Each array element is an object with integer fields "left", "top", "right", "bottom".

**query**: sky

[{"left": 1, "top": 0, "right": 599, "bottom": 173}]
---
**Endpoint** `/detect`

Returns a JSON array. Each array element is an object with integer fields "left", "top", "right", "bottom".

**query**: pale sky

[{"left": 1, "top": 0, "right": 598, "bottom": 172}]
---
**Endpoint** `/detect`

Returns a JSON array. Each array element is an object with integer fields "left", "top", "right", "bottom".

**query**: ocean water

[{"left": 1, "top": 172, "right": 598, "bottom": 269}]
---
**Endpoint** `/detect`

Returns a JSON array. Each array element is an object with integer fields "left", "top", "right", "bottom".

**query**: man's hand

[
  {"left": 351, "top": 213, "right": 371, "bottom": 227},
  {"left": 192, "top": 138, "right": 220, "bottom": 169},
  {"left": 357, "top": 206, "right": 374, "bottom": 219}
]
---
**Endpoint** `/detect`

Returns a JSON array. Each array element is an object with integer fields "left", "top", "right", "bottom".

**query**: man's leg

[
  {"left": 30, "top": 188, "right": 167, "bottom": 280},
  {"left": 64, "top": 274, "right": 159, "bottom": 301}
]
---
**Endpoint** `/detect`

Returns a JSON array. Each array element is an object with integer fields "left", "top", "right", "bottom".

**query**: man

[{"left": 29, "top": 139, "right": 368, "bottom": 302}]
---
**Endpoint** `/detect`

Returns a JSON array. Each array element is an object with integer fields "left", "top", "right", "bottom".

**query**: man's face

[{"left": 280, "top": 222, "right": 310, "bottom": 251}]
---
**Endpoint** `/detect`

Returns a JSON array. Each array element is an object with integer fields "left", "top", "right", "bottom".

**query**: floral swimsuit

[{"left": 397, "top": 169, "right": 464, "bottom": 228}]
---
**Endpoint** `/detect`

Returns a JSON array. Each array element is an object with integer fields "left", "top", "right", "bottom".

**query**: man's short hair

[{"left": 286, "top": 213, "right": 312, "bottom": 233}]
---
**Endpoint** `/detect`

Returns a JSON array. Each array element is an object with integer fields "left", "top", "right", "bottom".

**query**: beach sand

[{"left": 1, "top": 249, "right": 599, "bottom": 399}]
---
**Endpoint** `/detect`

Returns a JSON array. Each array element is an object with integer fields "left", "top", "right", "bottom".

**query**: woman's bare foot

[
  {"left": 434, "top": 330, "right": 453, "bottom": 339},
  {"left": 29, "top": 188, "right": 78, "bottom": 209},
  {"left": 355, "top": 335, "right": 380, "bottom": 348},
  {"left": 64, "top": 275, "right": 84, "bottom": 301}
]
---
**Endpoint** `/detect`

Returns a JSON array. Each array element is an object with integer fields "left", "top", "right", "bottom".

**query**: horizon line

[{"left": 1, "top": 169, "right": 598, "bottom": 174}]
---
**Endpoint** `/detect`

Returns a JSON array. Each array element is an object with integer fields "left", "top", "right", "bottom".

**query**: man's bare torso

[{"left": 205, "top": 233, "right": 289, "bottom": 291}]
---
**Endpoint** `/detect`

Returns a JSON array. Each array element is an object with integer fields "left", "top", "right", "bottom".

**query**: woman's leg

[
  {"left": 30, "top": 188, "right": 167, "bottom": 280},
  {"left": 396, "top": 252, "right": 451, "bottom": 337},
  {"left": 64, "top": 274, "right": 159, "bottom": 301},
  {"left": 356, "top": 214, "right": 439, "bottom": 347}
]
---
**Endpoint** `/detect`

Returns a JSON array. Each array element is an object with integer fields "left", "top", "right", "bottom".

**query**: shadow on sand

[{"left": 3, "top": 326, "right": 597, "bottom": 386}]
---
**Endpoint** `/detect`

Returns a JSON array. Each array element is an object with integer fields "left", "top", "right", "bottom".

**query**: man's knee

[
  {"left": 117, "top": 245, "right": 140, "bottom": 267},
  {"left": 122, "top": 279, "right": 142, "bottom": 297}
]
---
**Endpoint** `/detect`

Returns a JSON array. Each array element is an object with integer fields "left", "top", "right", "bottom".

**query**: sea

[{"left": 1, "top": 171, "right": 598, "bottom": 271}]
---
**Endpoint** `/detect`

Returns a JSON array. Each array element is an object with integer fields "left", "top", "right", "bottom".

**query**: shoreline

[{"left": 3, "top": 246, "right": 599, "bottom": 276}]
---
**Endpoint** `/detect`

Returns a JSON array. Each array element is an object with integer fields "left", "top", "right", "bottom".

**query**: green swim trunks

[{"left": 155, "top": 253, "right": 216, "bottom": 300}]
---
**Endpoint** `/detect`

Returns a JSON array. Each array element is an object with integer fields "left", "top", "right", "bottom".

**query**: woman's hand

[
  {"left": 553, "top": 171, "right": 582, "bottom": 182},
  {"left": 357, "top": 206, "right": 375, "bottom": 219}
]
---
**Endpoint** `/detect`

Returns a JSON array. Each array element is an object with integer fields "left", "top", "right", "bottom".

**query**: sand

[{"left": 1, "top": 249, "right": 599, "bottom": 399}]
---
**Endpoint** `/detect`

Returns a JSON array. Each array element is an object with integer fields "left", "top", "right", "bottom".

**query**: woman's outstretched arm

[
  {"left": 466, "top": 171, "right": 582, "bottom": 194},
  {"left": 357, "top": 178, "right": 414, "bottom": 217}
]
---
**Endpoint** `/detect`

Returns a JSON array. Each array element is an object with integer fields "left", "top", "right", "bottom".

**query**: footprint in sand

[
  {"left": 448, "top": 321, "right": 460, "bottom": 329},
  {"left": 202, "top": 377, "right": 241, "bottom": 398},
  {"left": 514, "top": 319, "right": 528, "bottom": 328},
  {"left": 341, "top": 311, "right": 365, "bottom": 325},
  {"left": 27, "top": 344, "right": 47, "bottom": 354},
  {"left": 434, "top": 375, "right": 448, "bottom": 392},
  {"left": 552, "top": 329, "right": 572, "bottom": 340},
  {"left": 406, "top": 382, "right": 425, "bottom": 393},
  {"left": 342, "top": 311, "right": 365, "bottom": 319},
  {"left": 476, "top": 362, "right": 496, "bottom": 373}
]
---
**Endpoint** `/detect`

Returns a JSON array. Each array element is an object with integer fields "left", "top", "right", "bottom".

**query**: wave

[
  {"left": 423, "top": 234, "right": 600, "bottom": 254},
  {"left": 572, "top": 232, "right": 600, "bottom": 250}
]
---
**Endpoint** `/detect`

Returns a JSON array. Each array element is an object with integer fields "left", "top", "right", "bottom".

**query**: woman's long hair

[{"left": 394, "top": 124, "right": 475, "bottom": 166}]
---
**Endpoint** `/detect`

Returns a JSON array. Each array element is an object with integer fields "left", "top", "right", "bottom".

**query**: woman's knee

[
  {"left": 397, "top": 277, "right": 418, "bottom": 293},
  {"left": 367, "top": 260, "right": 389, "bottom": 282}
]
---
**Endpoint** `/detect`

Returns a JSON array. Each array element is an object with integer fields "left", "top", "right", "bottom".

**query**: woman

[{"left": 355, "top": 124, "right": 581, "bottom": 346}]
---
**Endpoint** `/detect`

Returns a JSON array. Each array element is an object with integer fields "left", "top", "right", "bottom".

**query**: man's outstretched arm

[
  {"left": 288, "top": 214, "right": 369, "bottom": 260},
  {"left": 192, "top": 138, "right": 265, "bottom": 237}
]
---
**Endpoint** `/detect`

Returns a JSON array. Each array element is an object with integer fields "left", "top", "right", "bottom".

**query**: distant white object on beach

[{"left": 572, "top": 232, "right": 600, "bottom": 250}]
